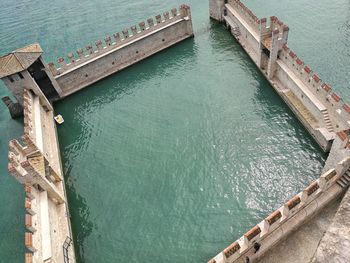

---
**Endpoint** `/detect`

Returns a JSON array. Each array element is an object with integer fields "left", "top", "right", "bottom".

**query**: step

[
  {"left": 337, "top": 180, "right": 346, "bottom": 188},
  {"left": 343, "top": 173, "right": 350, "bottom": 181},
  {"left": 339, "top": 177, "right": 349, "bottom": 186},
  {"left": 342, "top": 176, "right": 350, "bottom": 184}
]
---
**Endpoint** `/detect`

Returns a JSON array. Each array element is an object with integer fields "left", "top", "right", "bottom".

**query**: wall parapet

[
  {"left": 208, "top": 157, "right": 350, "bottom": 263},
  {"left": 279, "top": 45, "right": 350, "bottom": 129},
  {"left": 7, "top": 89, "right": 76, "bottom": 262},
  {"left": 228, "top": 0, "right": 259, "bottom": 31},
  {"left": 48, "top": 5, "right": 191, "bottom": 77}
]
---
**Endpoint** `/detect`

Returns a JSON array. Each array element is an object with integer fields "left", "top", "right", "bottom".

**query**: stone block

[{"left": 25, "top": 232, "right": 36, "bottom": 252}]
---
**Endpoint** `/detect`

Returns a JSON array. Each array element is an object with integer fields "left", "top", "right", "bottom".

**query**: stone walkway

[
  {"left": 257, "top": 197, "right": 342, "bottom": 263},
  {"left": 312, "top": 188, "right": 350, "bottom": 263}
]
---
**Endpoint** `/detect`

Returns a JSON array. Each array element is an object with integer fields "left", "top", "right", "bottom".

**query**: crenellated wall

[
  {"left": 227, "top": 0, "right": 259, "bottom": 32},
  {"left": 208, "top": 157, "right": 350, "bottom": 263},
  {"left": 209, "top": 0, "right": 350, "bottom": 262},
  {"left": 8, "top": 89, "right": 75, "bottom": 263},
  {"left": 48, "top": 5, "right": 193, "bottom": 97},
  {"left": 278, "top": 45, "right": 350, "bottom": 131},
  {"left": 210, "top": 0, "right": 350, "bottom": 151},
  {"left": 223, "top": 3, "right": 260, "bottom": 64}
]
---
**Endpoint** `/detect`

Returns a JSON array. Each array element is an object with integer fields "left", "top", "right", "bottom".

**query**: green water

[{"left": 0, "top": 0, "right": 349, "bottom": 262}]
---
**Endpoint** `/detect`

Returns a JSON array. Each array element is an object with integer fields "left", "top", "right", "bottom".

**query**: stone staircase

[
  {"left": 321, "top": 109, "right": 334, "bottom": 132},
  {"left": 337, "top": 170, "right": 350, "bottom": 188}
]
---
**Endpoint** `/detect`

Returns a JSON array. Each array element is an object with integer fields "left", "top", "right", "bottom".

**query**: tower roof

[{"left": 0, "top": 43, "right": 43, "bottom": 78}]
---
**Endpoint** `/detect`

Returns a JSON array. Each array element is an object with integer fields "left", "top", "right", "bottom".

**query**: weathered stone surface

[
  {"left": 257, "top": 198, "right": 341, "bottom": 263},
  {"left": 323, "top": 136, "right": 350, "bottom": 172},
  {"left": 312, "top": 189, "right": 350, "bottom": 263}
]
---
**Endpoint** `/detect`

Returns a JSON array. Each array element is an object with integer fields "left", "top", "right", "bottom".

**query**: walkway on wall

[{"left": 257, "top": 197, "right": 341, "bottom": 263}]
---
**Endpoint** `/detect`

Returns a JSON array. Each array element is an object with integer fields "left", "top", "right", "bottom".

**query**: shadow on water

[
  {"left": 208, "top": 20, "right": 261, "bottom": 75},
  {"left": 65, "top": 165, "right": 94, "bottom": 263}
]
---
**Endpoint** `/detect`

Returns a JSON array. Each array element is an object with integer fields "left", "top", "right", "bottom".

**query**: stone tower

[{"left": 0, "top": 43, "right": 62, "bottom": 118}]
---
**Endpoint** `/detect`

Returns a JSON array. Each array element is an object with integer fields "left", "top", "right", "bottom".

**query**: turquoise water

[{"left": 0, "top": 0, "right": 349, "bottom": 262}]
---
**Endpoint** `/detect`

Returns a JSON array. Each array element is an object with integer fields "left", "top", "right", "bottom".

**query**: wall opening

[
  {"left": 28, "top": 59, "right": 59, "bottom": 100},
  {"left": 262, "top": 47, "right": 270, "bottom": 58}
]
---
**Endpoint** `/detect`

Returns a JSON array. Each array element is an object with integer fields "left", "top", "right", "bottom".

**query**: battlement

[
  {"left": 42, "top": 5, "right": 194, "bottom": 97},
  {"left": 227, "top": 0, "right": 259, "bottom": 31},
  {"left": 48, "top": 5, "right": 191, "bottom": 77},
  {"left": 208, "top": 157, "right": 350, "bottom": 263},
  {"left": 226, "top": 0, "right": 289, "bottom": 43},
  {"left": 279, "top": 45, "right": 350, "bottom": 130},
  {"left": 337, "top": 129, "right": 350, "bottom": 149}
]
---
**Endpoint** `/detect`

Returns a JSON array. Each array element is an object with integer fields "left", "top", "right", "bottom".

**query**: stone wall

[
  {"left": 212, "top": 0, "right": 350, "bottom": 151},
  {"left": 278, "top": 46, "right": 350, "bottom": 131},
  {"left": 8, "top": 89, "right": 75, "bottom": 263},
  {"left": 48, "top": 5, "right": 194, "bottom": 97},
  {"left": 227, "top": 0, "right": 259, "bottom": 32},
  {"left": 224, "top": 4, "right": 260, "bottom": 63},
  {"left": 312, "top": 187, "right": 350, "bottom": 263},
  {"left": 209, "top": 0, "right": 350, "bottom": 261},
  {"left": 274, "top": 62, "right": 326, "bottom": 123},
  {"left": 208, "top": 157, "right": 350, "bottom": 263}
]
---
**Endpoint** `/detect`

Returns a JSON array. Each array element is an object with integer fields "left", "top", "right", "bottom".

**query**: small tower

[{"left": 0, "top": 43, "right": 63, "bottom": 118}]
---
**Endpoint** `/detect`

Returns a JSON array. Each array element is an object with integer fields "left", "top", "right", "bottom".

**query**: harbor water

[{"left": 0, "top": 0, "right": 349, "bottom": 262}]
